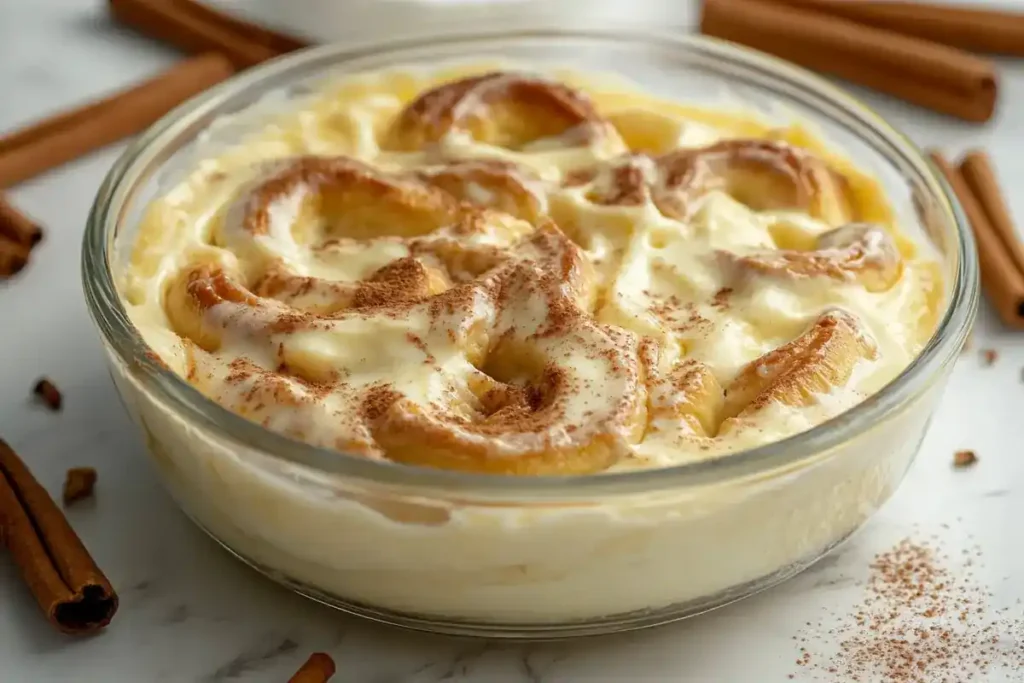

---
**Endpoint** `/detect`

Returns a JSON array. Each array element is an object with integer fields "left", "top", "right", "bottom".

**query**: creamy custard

[
  {"left": 122, "top": 67, "right": 940, "bottom": 474},
  {"left": 111, "top": 64, "right": 948, "bottom": 625}
]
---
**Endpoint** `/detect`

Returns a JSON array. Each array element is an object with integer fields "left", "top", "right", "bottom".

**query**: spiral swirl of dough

[
  {"left": 384, "top": 71, "right": 621, "bottom": 152},
  {"left": 128, "top": 67, "right": 940, "bottom": 473},
  {"left": 161, "top": 154, "right": 646, "bottom": 474},
  {"left": 566, "top": 139, "right": 855, "bottom": 225}
]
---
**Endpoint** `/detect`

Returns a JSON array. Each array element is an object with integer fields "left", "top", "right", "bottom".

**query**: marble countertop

[{"left": 2, "top": 1, "right": 1023, "bottom": 681}]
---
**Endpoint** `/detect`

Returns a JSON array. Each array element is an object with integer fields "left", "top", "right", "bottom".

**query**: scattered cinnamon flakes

[
  {"left": 32, "top": 377, "right": 62, "bottom": 411},
  {"left": 980, "top": 348, "right": 998, "bottom": 367},
  {"left": 792, "top": 534, "right": 1023, "bottom": 681},
  {"left": 953, "top": 450, "right": 978, "bottom": 468},
  {"left": 62, "top": 467, "right": 96, "bottom": 506}
]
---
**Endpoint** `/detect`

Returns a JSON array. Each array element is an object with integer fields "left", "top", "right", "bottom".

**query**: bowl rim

[{"left": 82, "top": 28, "right": 978, "bottom": 499}]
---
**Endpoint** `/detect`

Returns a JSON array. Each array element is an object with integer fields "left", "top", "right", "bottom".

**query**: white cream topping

[{"left": 120, "top": 67, "right": 941, "bottom": 473}]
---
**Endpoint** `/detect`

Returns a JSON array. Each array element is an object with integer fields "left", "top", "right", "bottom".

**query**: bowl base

[{"left": 193, "top": 514, "right": 856, "bottom": 639}]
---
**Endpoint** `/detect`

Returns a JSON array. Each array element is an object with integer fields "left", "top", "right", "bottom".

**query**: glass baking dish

[{"left": 82, "top": 30, "right": 977, "bottom": 638}]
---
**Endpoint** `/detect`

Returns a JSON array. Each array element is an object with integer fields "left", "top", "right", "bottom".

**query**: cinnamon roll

[
  {"left": 125, "top": 66, "right": 940, "bottom": 474},
  {"left": 384, "top": 71, "right": 619, "bottom": 152},
  {"left": 414, "top": 159, "right": 546, "bottom": 222},
  {"left": 566, "top": 139, "right": 855, "bottom": 226},
  {"left": 720, "top": 222, "right": 904, "bottom": 293}
]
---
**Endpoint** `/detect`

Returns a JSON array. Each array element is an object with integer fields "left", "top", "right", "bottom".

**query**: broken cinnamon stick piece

[
  {"left": 0, "top": 440, "right": 118, "bottom": 635},
  {"left": 287, "top": 653, "right": 336, "bottom": 683},
  {"left": 0, "top": 237, "right": 30, "bottom": 279},
  {"left": 109, "top": 0, "right": 280, "bottom": 69},
  {"left": 929, "top": 150, "right": 1024, "bottom": 328},
  {"left": 700, "top": 0, "right": 998, "bottom": 122},
  {"left": 62, "top": 469, "right": 97, "bottom": 507},
  {"left": 953, "top": 449, "right": 978, "bottom": 468},
  {"left": 0, "top": 194, "right": 43, "bottom": 247},
  {"left": 170, "top": 0, "right": 308, "bottom": 54},
  {"left": 33, "top": 378, "right": 62, "bottom": 411},
  {"left": 0, "top": 53, "right": 235, "bottom": 188},
  {"left": 777, "top": 1, "right": 1024, "bottom": 57},
  {"left": 959, "top": 151, "right": 1024, "bottom": 278}
]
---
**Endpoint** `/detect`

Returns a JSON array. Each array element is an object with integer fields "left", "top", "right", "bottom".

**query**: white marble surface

[{"left": 1, "top": 1, "right": 1024, "bottom": 681}]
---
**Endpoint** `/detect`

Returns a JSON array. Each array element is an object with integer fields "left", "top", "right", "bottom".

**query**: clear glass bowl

[{"left": 82, "top": 30, "right": 977, "bottom": 638}]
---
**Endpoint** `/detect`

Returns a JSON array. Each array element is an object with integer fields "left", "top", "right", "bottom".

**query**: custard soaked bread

[{"left": 123, "top": 67, "right": 942, "bottom": 473}]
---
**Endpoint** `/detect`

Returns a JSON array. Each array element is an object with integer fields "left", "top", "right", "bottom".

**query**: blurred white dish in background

[{"left": 202, "top": 0, "right": 687, "bottom": 45}]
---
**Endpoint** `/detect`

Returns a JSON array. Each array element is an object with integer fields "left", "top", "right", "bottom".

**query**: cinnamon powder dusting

[{"left": 793, "top": 536, "right": 1024, "bottom": 681}]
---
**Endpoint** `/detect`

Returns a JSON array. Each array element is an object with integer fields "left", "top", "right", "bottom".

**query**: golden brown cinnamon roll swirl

[
  {"left": 129, "top": 66, "right": 940, "bottom": 478},
  {"left": 414, "top": 159, "right": 546, "bottom": 222},
  {"left": 719, "top": 309, "right": 879, "bottom": 432},
  {"left": 642, "top": 309, "right": 878, "bottom": 443},
  {"left": 205, "top": 156, "right": 531, "bottom": 314},
  {"left": 656, "top": 140, "right": 855, "bottom": 225},
  {"left": 719, "top": 222, "right": 904, "bottom": 293},
  {"left": 383, "top": 71, "right": 621, "bottom": 152},
  {"left": 366, "top": 227, "right": 644, "bottom": 475},
  {"left": 565, "top": 139, "right": 856, "bottom": 226},
  {"left": 161, "top": 153, "right": 648, "bottom": 473}
]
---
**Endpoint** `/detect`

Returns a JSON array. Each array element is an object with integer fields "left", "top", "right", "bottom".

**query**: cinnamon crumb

[
  {"left": 143, "top": 349, "right": 171, "bottom": 372},
  {"left": 980, "top": 348, "right": 997, "bottom": 366},
  {"left": 406, "top": 333, "right": 436, "bottom": 364},
  {"left": 953, "top": 450, "right": 978, "bottom": 468},
  {"left": 62, "top": 467, "right": 97, "bottom": 506},
  {"left": 32, "top": 377, "right": 62, "bottom": 411},
  {"left": 712, "top": 287, "right": 733, "bottom": 309},
  {"left": 793, "top": 533, "right": 1024, "bottom": 681}
]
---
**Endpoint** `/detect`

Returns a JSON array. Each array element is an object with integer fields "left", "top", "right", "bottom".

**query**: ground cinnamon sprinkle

[
  {"left": 794, "top": 535, "right": 1023, "bottom": 681},
  {"left": 711, "top": 286, "right": 733, "bottom": 310}
]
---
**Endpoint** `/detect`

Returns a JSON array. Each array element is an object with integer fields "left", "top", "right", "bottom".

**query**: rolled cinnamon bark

[
  {"left": 0, "top": 194, "right": 42, "bottom": 247},
  {"left": 287, "top": 653, "right": 336, "bottom": 683},
  {"left": 0, "top": 53, "right": 234, "bottom": 187},
  {"left": 778, "top": 1, "right": 1024, "bottom": 57},
  {"left": 0, "top": 439, "right": 118, "bottom": 635},
  {"left": 109, "top": 0, "right": 280, "bottom": 69},
  {"left": 700, "top": 0, "right": 998, "bottom": 123},
  {"left": 929, "top": 151, "right": 1024, "bottom": 328},
  {"left": 168, "top": 0, "right": 308, "bottom": 55},
  {"left": 959, "top": 151, "right": 1024, "bottom": 279},
  {"left": 0, "top": 237, "right": 30, "bottom": 278}
]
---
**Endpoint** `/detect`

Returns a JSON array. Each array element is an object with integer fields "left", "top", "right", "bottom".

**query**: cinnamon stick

[
  {"left": 0, "top": 237, "right": 30, "bottom": 278},
  {"left": 929, "top": 150, "right": 1024, "bottom": 328},
  {"left": 959, "top": 151, "right": 1024, "bottom": 278},
  {"left": 0, "top": 439, "right": 118, "bottom": 634},
  {"left": 169, "top": 0, "right": 308, "bottom": 54},
  {"left": 287, "top": 653, "right": 336, "bottom": 683},
  {"left": 777, "top": 1, "right": 1024, "bottom": 57},
  {"left": 109, "top": 0, "right": 285, "bottom": 69},
  {"left": 0, "top": 53, "right": 234, "bottom": 188},
  {"left": 700, "top": 0, "right": 998, "bottom": 123},
  {"left": 0, "top": 194, "right": 43, "bottom": 247}
]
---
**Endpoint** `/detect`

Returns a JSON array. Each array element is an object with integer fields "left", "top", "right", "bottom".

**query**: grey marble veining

[{"left": 1, "top": 1, "right": 1023, "bottom": 681}]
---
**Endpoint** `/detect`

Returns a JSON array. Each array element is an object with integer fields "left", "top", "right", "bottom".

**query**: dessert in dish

[
  {"left": 122, "top": 67, "right": 942, "bottom": 475},
  {"left": 93, "top": 41, "right": 969, "bottom": 631}
]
